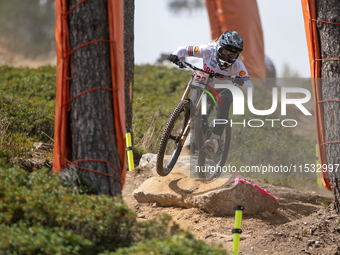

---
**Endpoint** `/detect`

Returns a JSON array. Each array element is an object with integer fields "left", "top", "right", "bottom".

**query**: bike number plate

[{"left": 190, "top": 71, "right": 210, "bottom": 88}]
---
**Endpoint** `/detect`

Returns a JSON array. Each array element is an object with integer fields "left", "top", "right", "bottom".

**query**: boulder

[{"left": 133, "top": 154, "right": 279, "bottom": 216}]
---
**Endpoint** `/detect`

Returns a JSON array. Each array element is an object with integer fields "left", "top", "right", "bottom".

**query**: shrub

[
  {"left": 0, "top": 165, "right": 228, "bottom": 254},
  {"left": 0, "top": 166, "right": 136, "bottom": 253},
  {"left": 0, "top": 223, "right": 93, "bottom": 255},
  {"left": 110, "top": 231, "right": 227, "bottom": 255}
]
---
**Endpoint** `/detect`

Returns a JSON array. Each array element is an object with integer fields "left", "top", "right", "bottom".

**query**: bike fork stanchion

[
  {"left": 232, "top": 205, "right": 244, "bottom": 255},
  {"left": 126, "top": 128, "right": 134, "bottom": 171}
]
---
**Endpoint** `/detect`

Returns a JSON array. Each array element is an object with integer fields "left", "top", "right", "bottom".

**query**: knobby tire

[{"left": 156, "top": 99, "right": 190, "bottom": 176}]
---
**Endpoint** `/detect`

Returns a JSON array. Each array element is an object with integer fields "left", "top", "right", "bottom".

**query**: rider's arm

[
  {"left": 231, "top": 59, "right": 254, "bottom": 94},
  {"left": 172, "top": 45, "right": 206, "bottom": 59},
  {"left": 242, "top": 80, "right": 254, "bottom": 94}
]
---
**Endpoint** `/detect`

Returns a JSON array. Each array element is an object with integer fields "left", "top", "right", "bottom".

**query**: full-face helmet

[{"left": 216, "top": 31, "right": 243, "bottom": 70}]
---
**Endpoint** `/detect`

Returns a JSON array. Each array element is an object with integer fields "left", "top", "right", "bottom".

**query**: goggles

[{"left": 217, "top": 46, "right": 239, "bottom": 62}]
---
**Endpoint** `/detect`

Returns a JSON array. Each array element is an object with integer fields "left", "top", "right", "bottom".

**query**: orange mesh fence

[
  {"left": 205, "top": 0, "right": 266, "bottom": 84},
  {"left": 300, "top": 0, "right": 340, "bottom": 191},
  {"left": 53, "top": 0, "right": 127, "bottom": 187}
]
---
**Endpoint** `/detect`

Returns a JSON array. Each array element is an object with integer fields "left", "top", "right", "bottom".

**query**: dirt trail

[{"left": 123, "top": 164, "right": 340, "bottom": 255}]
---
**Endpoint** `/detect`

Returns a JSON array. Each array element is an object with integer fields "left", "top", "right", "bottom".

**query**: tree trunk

[
  {"left": 316, "top": 0, "right": 340, "bottom": 213},
  {"left": 68, "top": 0, "right": 121, "bottom": 195},
  {"left": 124, "top": 0, "right": 134, "bottom": 130}
]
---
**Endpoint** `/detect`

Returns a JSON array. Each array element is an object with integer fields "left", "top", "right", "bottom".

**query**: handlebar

[{"left": 177, "top": 60, "right": 244, "bottom": 86}]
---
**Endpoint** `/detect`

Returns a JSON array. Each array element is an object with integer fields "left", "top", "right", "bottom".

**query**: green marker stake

[
  {"left": 126, "top": 128, "right": 134, "bottom": 171},
  {"left": 316, "top": 143, "right": 322, "bottom": 188},
  {"left": 232, "top": 205, "right": 244, "bottom": 255}
]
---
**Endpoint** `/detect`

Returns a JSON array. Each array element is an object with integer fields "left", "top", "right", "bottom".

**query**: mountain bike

[{"left": 156, "top": 60, "right": 243, "bottom": 178}]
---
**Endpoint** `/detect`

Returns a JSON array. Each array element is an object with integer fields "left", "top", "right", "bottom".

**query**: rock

[
  {"left": 133, "top": 155, "right": 279, "bottom": 216},
  {"left": 138, "top": 153, "right": 158, "bottom": 175},
  {"left": 33, "top": 142, "right": 53, "bottom": 151},
  {"left": 327, "top": 215, "right": 339, "bottom": 220},
  {"left": 138, "top": 153, "right": 193, "bottom": 176}
]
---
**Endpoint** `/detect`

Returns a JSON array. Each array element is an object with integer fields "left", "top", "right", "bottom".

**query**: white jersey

[{"left": 172, "top": 43, "right": 253, "bottom": 93}]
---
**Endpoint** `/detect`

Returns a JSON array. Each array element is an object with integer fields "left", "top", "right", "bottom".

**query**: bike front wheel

[{"left": 156, "top": 99, "right": 190, "bottom": 176}]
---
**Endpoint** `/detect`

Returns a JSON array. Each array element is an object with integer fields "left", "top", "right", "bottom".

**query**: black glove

[
  {"left": 167, "top": 54, "right": 185, "bottom": 68},
  {"left": 167, "top": 54, "right": 180, "bottom": 64},
  {"left": 233, "top": 76, "right": 244, "bottom": 86}
]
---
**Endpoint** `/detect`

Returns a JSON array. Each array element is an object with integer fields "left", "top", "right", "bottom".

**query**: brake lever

[
  {"left": 232, "top": 76, "right": 244, "bottom": 86},
  {"left": 176, "top": 60, "right": 187, "bottom": 69}
]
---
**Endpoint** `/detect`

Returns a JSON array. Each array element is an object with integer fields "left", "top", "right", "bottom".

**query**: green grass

[
  {"left": 0, "top": 65, "right": 56, "bottom": 101},
  {"left": 133, "top": 65, "right": 191, "bottom": 153},
  {"left": 0, "top": 65, "right": 56, "bottom": 163}
]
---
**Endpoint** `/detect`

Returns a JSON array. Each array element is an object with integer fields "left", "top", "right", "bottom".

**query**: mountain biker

[{"left": 167, "top": 30, "right": 254, "bottom": 155}]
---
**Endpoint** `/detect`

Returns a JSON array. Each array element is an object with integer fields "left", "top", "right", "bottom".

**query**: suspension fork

[
  {"left": 179, "top": 87, "right": 204, "bottom": 146},
  {"left": 181, "top": 83, "right": 191, "bottom": 101}
]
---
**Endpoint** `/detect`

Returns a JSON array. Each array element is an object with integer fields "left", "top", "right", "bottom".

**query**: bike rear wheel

[
  {"left": 156, "top": 99, "right": 190, "bottom": 176},
  {"left": 197, "top": 121, "right": 231, "bottom": 179}
]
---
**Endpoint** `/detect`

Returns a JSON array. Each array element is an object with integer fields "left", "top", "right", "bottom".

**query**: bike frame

[
  {"left": 177, "top": 61, "right": 233, "bottom": 147},
  {"left": 179, "top": 61, "right": 234, "bottom": 143}
]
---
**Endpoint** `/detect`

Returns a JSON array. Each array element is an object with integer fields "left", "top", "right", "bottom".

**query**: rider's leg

[
  {"left": 214, "top": 89, "right": 233, "bottom": 136},
  {"left": 204, "top": 89, "right": 233, "bottom": 154}
]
